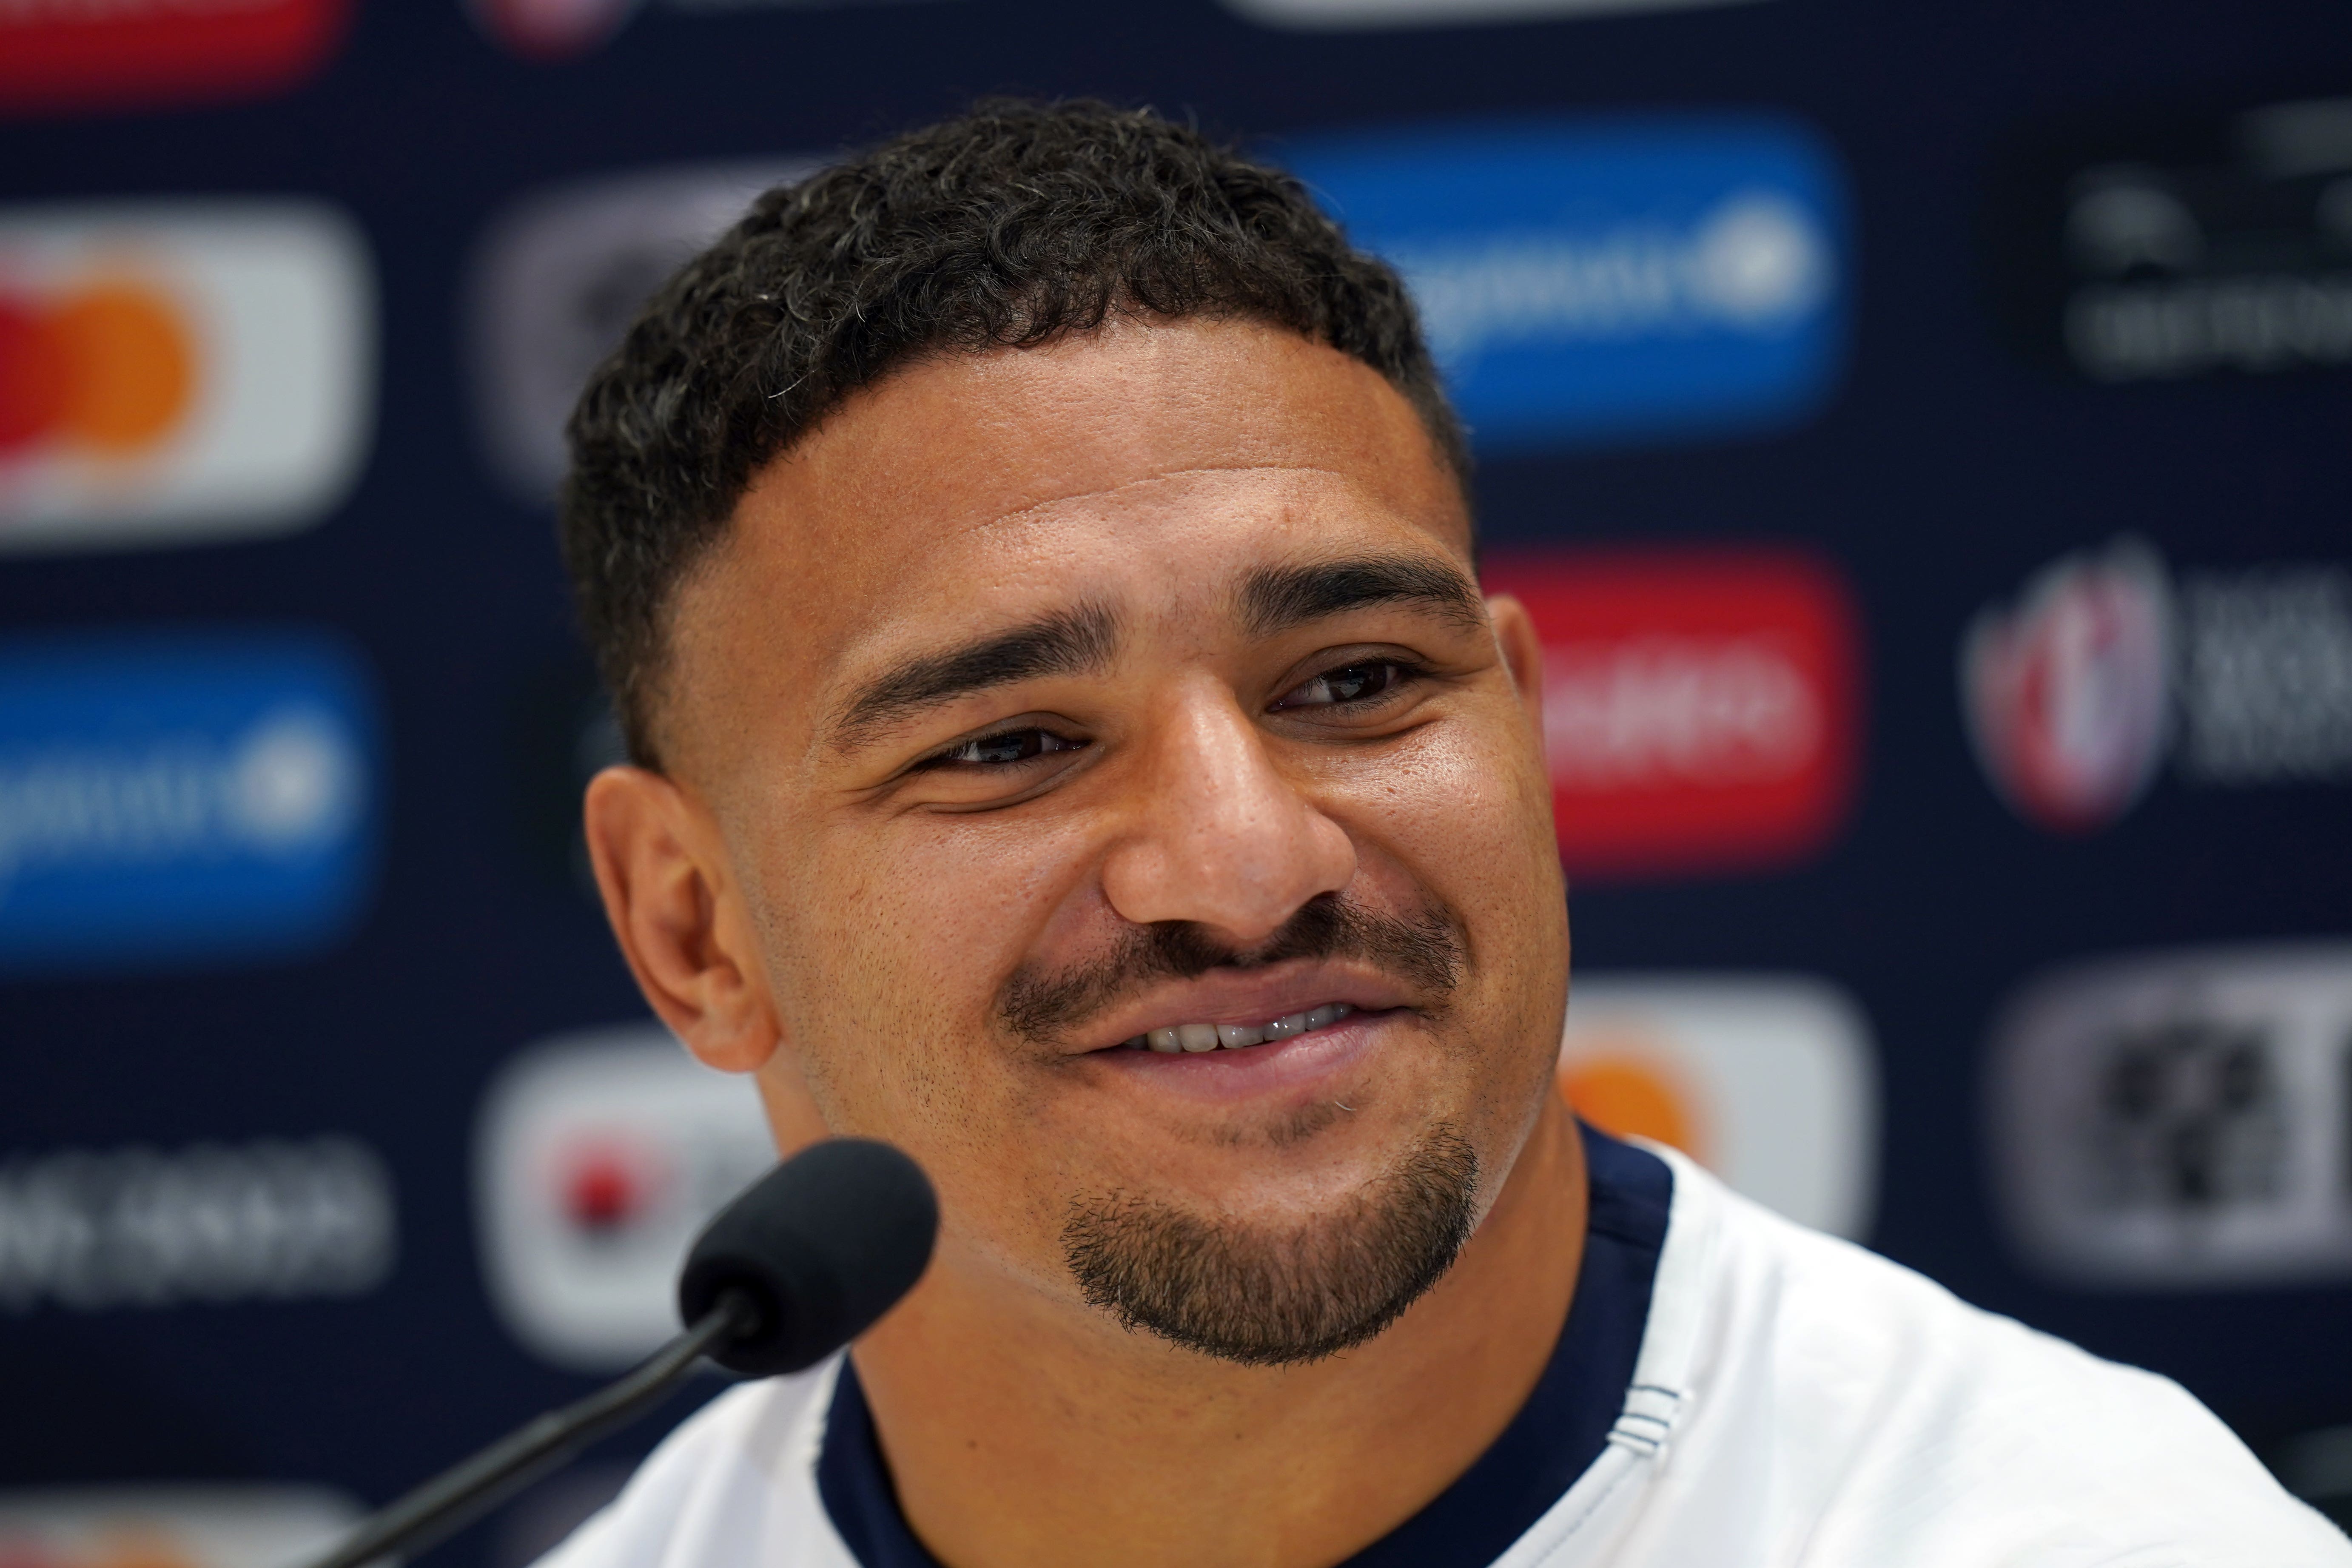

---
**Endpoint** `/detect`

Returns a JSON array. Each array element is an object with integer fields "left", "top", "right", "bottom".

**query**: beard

[
  {"left": 1059, "top": 1123, "right": 1481, "bottom": 1367},
  {"left": 1006, "top": 890, "right": 1481, "bottom": 1366}
]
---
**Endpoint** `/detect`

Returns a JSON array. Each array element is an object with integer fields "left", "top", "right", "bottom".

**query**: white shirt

[{"left": 540, "top": 1147, "right": 2349, "bottom": 1568}]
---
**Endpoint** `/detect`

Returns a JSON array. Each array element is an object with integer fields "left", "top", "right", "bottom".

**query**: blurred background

[{"left": 4, "top": 0, "right": 2352, "bottom": 1562}]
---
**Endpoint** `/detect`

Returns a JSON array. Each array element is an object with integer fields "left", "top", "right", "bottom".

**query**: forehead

[{"left": 665, "top": 317, "right": 1469, "bottom": 770}]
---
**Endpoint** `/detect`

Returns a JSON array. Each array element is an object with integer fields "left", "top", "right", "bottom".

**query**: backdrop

[{"left": 4, "top": 2, "right": 2352, "bottom": 1563}]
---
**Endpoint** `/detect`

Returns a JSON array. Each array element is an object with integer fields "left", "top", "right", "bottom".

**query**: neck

[{"left": 851, "top": 1097, "right": 1589, "bottom": 1568}]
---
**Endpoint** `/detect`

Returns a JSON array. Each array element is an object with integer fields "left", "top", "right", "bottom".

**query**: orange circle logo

[
  {"left": 1559, "top": 1046, "right": 1708, "bottom": 1161},
  {"left": 81, "top": 1535, "right": 200, "bottom": 1568},
  {"left": 0, "top": 280, "right": 196, "bottom": 461}
]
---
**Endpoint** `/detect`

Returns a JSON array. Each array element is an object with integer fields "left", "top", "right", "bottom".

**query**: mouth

[
  {"left": 1068, "top": 959, "right": 1415, "bottom": 1059},
  {"left": 1078, "top": 996, "right": 1401, "bottom": 1108},
  {"left": 1056, "top": 960, "right": 1425, "bottom": 1111},
  {"left": 1113, "top": 1003, "right": 1358, "bottom": 1053}
]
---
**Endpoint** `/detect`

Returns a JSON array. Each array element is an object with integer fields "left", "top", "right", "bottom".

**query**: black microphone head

[{"left": 678, "top": 1137, "right": 938, "bottom": 1377}]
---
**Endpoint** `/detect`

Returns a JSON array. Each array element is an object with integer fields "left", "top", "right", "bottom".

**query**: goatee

[{"left": 1060, "top": 1125, "right": 1480, "bottom": 1366}]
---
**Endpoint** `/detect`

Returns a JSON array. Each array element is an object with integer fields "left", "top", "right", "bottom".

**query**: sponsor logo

[
  {"left": 2179, "top": 564, "right": 2352, "bottom": 784},
  {"left": 1559, "top": 974, "right": 1876, "bottom": 1238},
  {"left": 1224, "top": 0, "right": 1763, "bottom": 27},
  {"left": 1988, "top": 96, "right": 2352, "bottom": 383},
  {"left": 0, "top": 1138, "right": 395, "bottom": 1313},
  {"left": 1962, "top": 538, "right": 2173, "bottom": 832},
  {"left": 0, "top": 632, "right": 379, "bottom": 975},
  {"left": 0, "top": 1, "right": 345, "bottom": 118},
  {"left": 1283, "top": 117, "right": 1847, "bottom": 451},
  {"left": 1962, "top": 539, "right": 2352, "bottom": 831},
  {"left": 1481, "top": 547, "right": 1861, "bottom": 879},
  {"left": 0, "top": 1488, "right": 358, "bottom": 1568},
  {"left": 475, "top": 1024, "right": 775, "bottom": 1369},
  {"left": 469, "top": 160, "right": 812, "bottom": 502},
  {"left": 0, "top": 202, "right": 373, "bottom": 552},
  {"left": 1988, "top": 941, "right": 2352, "bottom": 1286}
]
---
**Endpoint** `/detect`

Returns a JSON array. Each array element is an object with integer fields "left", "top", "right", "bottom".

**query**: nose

[{"left": 1099, "top": 677, "right": 1358, "bottom": 945}]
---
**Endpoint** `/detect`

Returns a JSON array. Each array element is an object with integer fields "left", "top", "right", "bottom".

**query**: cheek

[
  {"left": 1337, "top": 709, "right": 1568, "bottom": 1091},
  {"left": 743, "top": 818, "right": 1097, "bottom": 1278},
  {"left": 1359, "top": 707, "right": 1560, "bottom": 916},
  {"left": 764, "top": 808, "right": 1090, "bottom": 1129}
]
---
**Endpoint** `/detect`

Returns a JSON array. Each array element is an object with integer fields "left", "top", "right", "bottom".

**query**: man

[{"left": 548, "top": 101, "right": 2345, "bottom": 1568}]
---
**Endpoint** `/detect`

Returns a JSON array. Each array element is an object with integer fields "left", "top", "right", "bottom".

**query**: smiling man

[{"left": 547, "top": 102, "right": 2345, "bottom": 1568}]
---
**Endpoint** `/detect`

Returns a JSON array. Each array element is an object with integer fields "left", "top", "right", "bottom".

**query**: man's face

[{"left": 660, "top": 317, "right": 1568, "bottom": 1359}]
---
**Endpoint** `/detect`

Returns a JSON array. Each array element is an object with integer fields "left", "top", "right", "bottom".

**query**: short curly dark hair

[{"left": 561, "top": 99, "right": 1468, "bottom": 769}]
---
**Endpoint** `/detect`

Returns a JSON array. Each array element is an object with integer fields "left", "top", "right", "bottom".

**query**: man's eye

[
  {"left": 1275, "top": 661, "right": 1412, "bottom": 710},
  {"left": 928, "top": 729, "right": 1086, "bottom": 768}
]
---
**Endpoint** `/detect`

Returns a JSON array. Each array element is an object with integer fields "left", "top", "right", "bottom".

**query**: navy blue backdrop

[{"left": 3, "top": 1, "right": 2351, "bottom": 1562}]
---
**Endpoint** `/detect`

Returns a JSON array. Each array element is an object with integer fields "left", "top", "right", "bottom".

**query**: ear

[
  {"left": 581, "top": 764, "right": 780, "bottom": 1075},
  {"left": 1485, "top": 593, "right": 1549, "bottom": 760}
]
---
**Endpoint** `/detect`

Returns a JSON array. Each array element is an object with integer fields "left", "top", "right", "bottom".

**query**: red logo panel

[
  {"left": 1482, "top": 547, "right": 1862, "bottom": 880},
  {"left": 0, "top": 0, "right": 346, "bottom": 117}
]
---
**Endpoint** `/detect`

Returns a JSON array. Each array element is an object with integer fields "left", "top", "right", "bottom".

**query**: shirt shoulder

[
  {"left": 533, "top": 1364, "right": 859, "bottom": 1568},
  {"left": 1578, "top": 1149, "right": 2350, "bottom": 1568}
]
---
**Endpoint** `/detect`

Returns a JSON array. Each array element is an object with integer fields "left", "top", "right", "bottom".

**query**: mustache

[{"left": 999, "top": 892, "right": 1468, "bottom": 1046}]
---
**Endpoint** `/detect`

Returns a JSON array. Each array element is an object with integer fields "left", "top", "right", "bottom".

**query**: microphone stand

[{"left": 302, "top": 1289, "right": 758, "bottom": 1568}]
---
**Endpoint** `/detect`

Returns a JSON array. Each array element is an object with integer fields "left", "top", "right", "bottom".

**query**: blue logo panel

[
  {"left": 0, "top": 632, "right": 381, "bottom": 976},
  {"left": 1286, "top": 117, "right": 1851, "bottom": 452}
]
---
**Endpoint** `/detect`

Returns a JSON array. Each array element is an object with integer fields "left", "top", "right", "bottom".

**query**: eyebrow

[
  {"left": 1238, "top": 554, "right": 1488, "bottom": 640},
  {"left": 828, "top": 602, "right": 1120, "bottom": 752}
]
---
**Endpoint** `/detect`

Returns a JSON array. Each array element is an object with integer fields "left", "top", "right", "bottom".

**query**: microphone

[
  {"left": 300, "top": 1137, "right": 937, "bottom": 1568},
  {"left": 679, "top": 1135, "right": 941, "bottom": 1376}
]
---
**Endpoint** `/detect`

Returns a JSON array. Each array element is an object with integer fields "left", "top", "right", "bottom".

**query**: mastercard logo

[
  {"left": 1558, "top": 976, "right": 1878, "bottom": 1239},
  {"left": 0, "top": 1532, "right": 201, "bottom": 1568},
  {"left": 0, "top": 281, "right": 197, "bottom": 462},
  {"left": 0, "top": 1490, "right": 358, "bottom": 1568},
  {"left": 1558, "top": 1045, "right": 1710, "bottom": 1164},
  {"left": 0, "top": 202, "right": 373, "bottom": 553}
]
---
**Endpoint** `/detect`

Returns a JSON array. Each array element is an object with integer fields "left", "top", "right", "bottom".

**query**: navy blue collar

[{"left": 817, "top": 1123, "right": 1673, "bottom": 1568}]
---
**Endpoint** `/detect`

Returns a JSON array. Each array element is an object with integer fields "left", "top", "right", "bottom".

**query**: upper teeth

[{"left": 1125, "top": 1003, "right": 1354, "bottom": 1053}]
